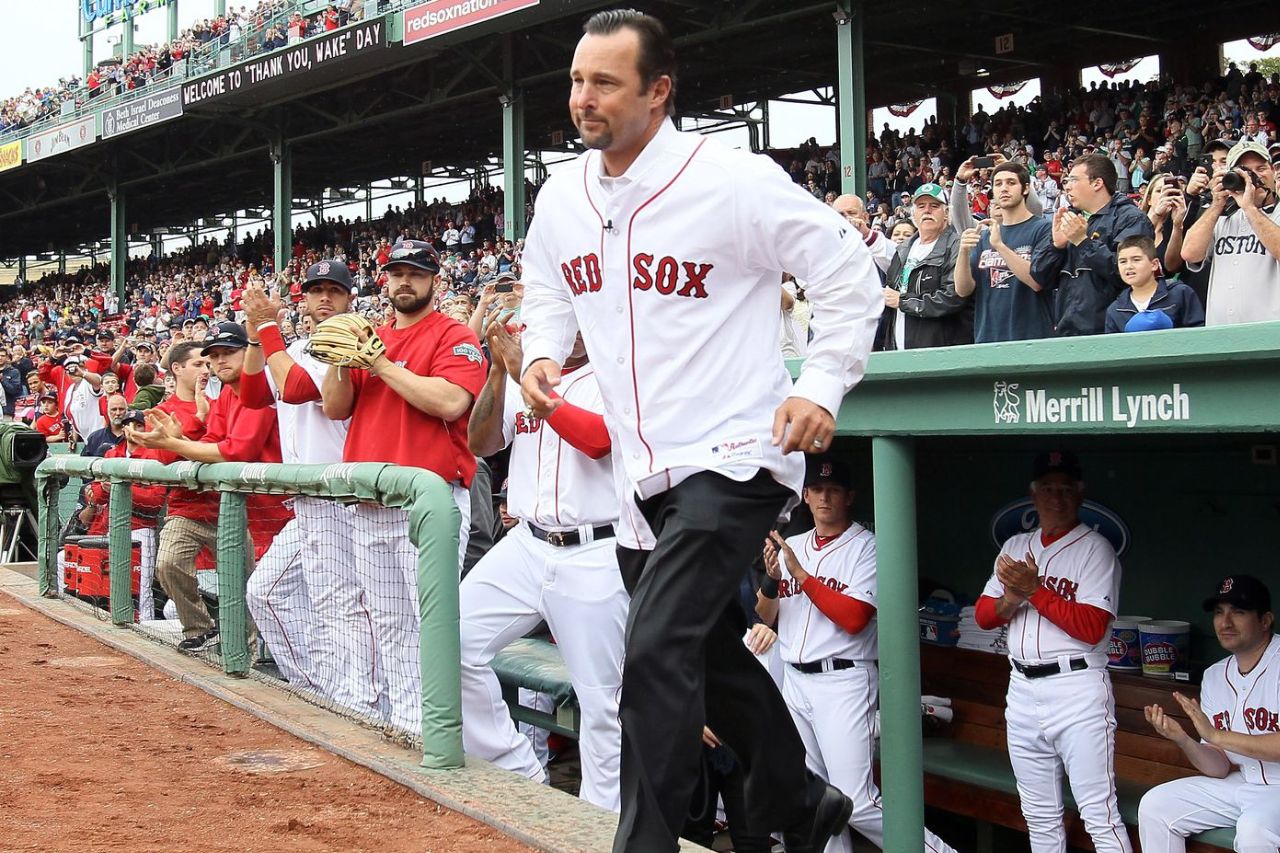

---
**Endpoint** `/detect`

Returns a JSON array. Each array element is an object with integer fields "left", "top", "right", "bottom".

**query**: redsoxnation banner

[
  {"left": 403, "top": 0, "right": 539, "bottom": 46},
  {"left": 182, "top": 19, "right": 387, "bottom": 106}
]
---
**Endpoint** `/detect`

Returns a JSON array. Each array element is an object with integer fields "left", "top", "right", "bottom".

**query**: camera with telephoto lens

[{"left": 1220, "top": 168, "right": 1257, "bottom": 194}]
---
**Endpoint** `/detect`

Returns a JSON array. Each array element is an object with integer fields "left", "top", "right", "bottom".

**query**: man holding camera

[{"left": 1181, "top": 140, "right": 1280, "bottom": 325}]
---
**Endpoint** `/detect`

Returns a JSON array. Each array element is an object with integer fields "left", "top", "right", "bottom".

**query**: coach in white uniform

[
  {"left": 464, "top": 321, "right": 626, "bottom": 811},
  {"left": 758, "top": 457, "right": 958, "bottom": 853},
  {"left": 975, "top": 451, "right": 1131, "bottom": 853},
  {"left": 241, "top": 262, "right": 378, "bottom": 716},
  {"left": 518, "top": 11, "right": 882, "bottom": 853},
  {"left": 1139, "top": 575, "right": 1280, "bottom": 852}
]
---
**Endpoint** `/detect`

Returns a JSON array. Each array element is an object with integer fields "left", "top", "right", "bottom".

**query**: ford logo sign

[{"left": 990, "top": 498, "right": 1130, "bottom": 557}]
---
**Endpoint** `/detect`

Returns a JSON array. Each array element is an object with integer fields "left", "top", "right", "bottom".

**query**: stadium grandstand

[{"left": 1, "top": 2, "right": 1278, "bottom": 852}]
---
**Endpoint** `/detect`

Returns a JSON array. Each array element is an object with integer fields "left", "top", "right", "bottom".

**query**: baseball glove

[{"left": 306, "top": 313, "right": 386, "bottom": 369}]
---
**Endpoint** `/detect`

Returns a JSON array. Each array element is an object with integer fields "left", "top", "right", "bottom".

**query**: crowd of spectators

[
  {"left": 777, "top": 61, "right": 1280, "bottom": 345},
  {"left": 1, "top": 1, "right": 368, "bottom": 140}
]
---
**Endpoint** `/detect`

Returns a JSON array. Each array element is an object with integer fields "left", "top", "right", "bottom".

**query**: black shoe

[
  {"left": 177, "top": 630, "right": 219, "bottom": 652},
  {"left": 781, "top": 782, "right": 853, "bottom": 853}
]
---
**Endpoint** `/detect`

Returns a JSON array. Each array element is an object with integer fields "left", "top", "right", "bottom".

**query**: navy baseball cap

[
  {"left": 384, "top": 239, "right": 441, "bottom": 273},
  {"left": 303, "top": 259, "right": 354, "bottom": 291},
  {"left": 1032, "top": 450, "right": 1082, "bottom": 482},
  {"left": 805, "top": 455, "right": 853, "bottom": 490},
  {"left": 200, "top": 322, "right": 250, "bottom": 355},
  {"left": 1203, "top": 575, "right": 1272, "bottom": 614}
]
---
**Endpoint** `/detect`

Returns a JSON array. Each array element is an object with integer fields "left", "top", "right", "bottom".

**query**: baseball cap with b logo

[
  {"left": 384, "top": 239, "right": 441, "bottom": 273},
  {"left": 804, "top": 455, "right": 853, "bottom": 490},
  {"left": 303, "top": 259, "right": 354, "bottom": 292},
  {"left": 1202, "top": 574, "right": 1272, "bottom": 614}
]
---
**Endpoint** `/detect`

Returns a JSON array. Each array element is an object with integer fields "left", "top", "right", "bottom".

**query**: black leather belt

[
  {"left": 790, "top": 658, "right": 857, "bottom": 674},
  {"left": 528, "top": 522, "right": 614, "bottom": 547},
  {"left": 1013, "top": 657, "right": 1089, "bottom": 679}
]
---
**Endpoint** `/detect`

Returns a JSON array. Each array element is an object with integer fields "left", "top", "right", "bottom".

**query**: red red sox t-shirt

[{"left": 344, "top": 311, "right": 487, "bottom": 487}]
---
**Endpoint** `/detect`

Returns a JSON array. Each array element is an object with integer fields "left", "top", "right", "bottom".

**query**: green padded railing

[{"left": 35, "top": 456, "right": 464, "bottom": 770}]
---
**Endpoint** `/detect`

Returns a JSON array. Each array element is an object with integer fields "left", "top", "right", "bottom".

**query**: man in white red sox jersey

[
  {"left": 518, "top": 11, "right": 882, "bottom": 853},
  {"left": 463, "top": 322, "right": 626, "bottom": 811},
  {"left": 1139, "top": 575, "right": 1280, "bottom": 851},
  {"left": 757, "top": 458, "right": 958, "bottom": 853},
  {"left": 975, "top": 451, "right": 1131, "bottom": 853}
]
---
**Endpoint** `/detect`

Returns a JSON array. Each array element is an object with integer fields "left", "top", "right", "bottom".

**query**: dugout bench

[
  {"left": 909, "top": 645, "right": 1234, "bottom": 852},
  {"left": 491, "top": 637, "right": 581, "bottom": 739}
]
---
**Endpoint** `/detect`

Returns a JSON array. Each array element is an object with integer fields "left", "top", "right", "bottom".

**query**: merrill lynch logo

[{"left": 993, "top": 381, "right": 1190, "bottom": 428}]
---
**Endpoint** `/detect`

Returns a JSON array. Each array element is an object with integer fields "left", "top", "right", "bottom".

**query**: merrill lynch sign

[{"left": 992, "top": 381, "right": 1191, "bottom": 429}]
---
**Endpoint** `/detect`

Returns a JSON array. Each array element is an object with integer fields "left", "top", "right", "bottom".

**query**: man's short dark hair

[
  {"left": 165, "top": 341, "right": 204, "bottom": 369},
  {"left": 583, "top": 9, "right": 677, "bottom": 117},
  {"left": 1071, "top": 153, "right": 1118, "bottom": 194},
  {"left": 992, "top": 162, "right": 1031, "bottom": 192},
  {"left": 1117, "top": 235, "right": 1157, "bottom": 260}
]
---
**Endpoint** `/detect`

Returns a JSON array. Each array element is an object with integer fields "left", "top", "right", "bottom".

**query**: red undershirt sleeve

[
  {"left": 1029, "top": 586, "right": 1112, "bottom": 645},
  {"left": 800, "top": 576, "right": 876, "bottom": 635},
  {"left": 545, "top": 395, "right": 611, "bottom": 459},
  {"left": 237, "top": 368, "right": 275, "bottom": 410},
  {"left": 975, "top": 594, "right": 1009, "bottom": 629},
  {"left": 280, "top": 365, "right": 321, "bottom": 404}
]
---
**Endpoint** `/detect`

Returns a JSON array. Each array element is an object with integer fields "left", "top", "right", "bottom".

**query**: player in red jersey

[{"left": 321, "top": 238, "right": 487, "bottom": 734}]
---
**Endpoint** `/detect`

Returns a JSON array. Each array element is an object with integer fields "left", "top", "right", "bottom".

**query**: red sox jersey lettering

[
  {"left": 778, "top": 576, "right": 849, "bottom": 599},
  {"left": 561, "top": 254, "right": 603, "bottom": 296},
  {"left": 514, "top": 411, "right": 543, "bottom": 435},
  {"left": 630, "top": 255, "right": 714, "bottom": 298},
  {"left": 1243, "top": 706, "right": 1279, "bottom": 733},
  {"left": 1042, "top": 575, "right": 1080, "bottom": 601}
]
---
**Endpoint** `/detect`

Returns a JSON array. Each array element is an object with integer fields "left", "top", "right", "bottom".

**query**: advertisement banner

[
  {"left": 103, "top": 87, "right": 183, "bottom": 139},
  {"left": 25, "top": 116, "right": 97, "bottom": 164},
  {"left": 0, "top": 140, "right": 21, "bottom": 173},
  {"left": 403, "top": 0, "right": 539, "bottom": 46},
  {"left": 182, "top": 19, "right": 386, "bottom": 106}
]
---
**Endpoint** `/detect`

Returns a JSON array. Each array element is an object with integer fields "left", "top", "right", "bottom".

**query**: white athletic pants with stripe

[
  {"left": 351, "top": 486, "right": 470, "bottom": 736},
  {"left": 781, "top": 663, "right": 958, "bottom": 853},
  {"left": 245, "top": 518, "right": 312, "bottom": 688},
  {"left": 1138, "top": 773, "right": 1280, "bottom": 852},
  {"left": 458, "top": 523, "right": 626, "bottom": 812},
  {"left": 1005, "top": 667, "right": 1133, "bottom": 853}
]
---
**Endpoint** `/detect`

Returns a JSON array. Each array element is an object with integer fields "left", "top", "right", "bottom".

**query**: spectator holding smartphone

[
  {"left": 1140, "top": 175, "right": 1189, "bottom": 276},
  {"left": 1181, "top": 140, "right": 1280, "bottom": 325}
]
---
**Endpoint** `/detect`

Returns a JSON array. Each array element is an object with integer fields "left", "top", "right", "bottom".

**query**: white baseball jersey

[
  {"left": 265, "top": 339, "right": 350, "bottom": 464},
  {"left": 776, "top": 524, "right": 878, "bottom": 665},
  {"left": 519, "top": 118, "right": 884, "bottom": 514},
  {"left": 1199, "top": 633, "right": 1280, "bottom": 785},
  {"left": 983, "top": 523, "right": 1121, "bottom": 664},
  {"left": 1189, "top": 203, "right": 1280, "bottom": 326},
  {"left": 501, "top": 365, "right": 617, "bottom": 530}
]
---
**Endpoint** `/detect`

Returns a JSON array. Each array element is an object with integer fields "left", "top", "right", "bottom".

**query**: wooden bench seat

[{"left": 916, "top": 644, "right": 1235, "bottom": 852}]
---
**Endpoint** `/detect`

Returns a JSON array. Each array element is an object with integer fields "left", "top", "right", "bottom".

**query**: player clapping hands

[{"left": 764, "top": 529, "right": 810, "bottom": 586}]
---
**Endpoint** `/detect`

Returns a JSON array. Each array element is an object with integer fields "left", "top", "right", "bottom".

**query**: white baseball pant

[
  {"left": 781, "top": 662, "right": 957, "bottom": 853},
  {"left": 297, "top": 498, "right": 379, "bottom": 717},
  {"left": 458, "top": 522, "right": 626, "bottom": 812},
  {"left": 351, "top": 485, "right": 470, "bottom": 735},
  {"left": 133, "top": 528, "right": 157, "bottom": 620},
  {"left": 518, "top": 687, "right": 554, "bottom": 778},
  {"left": 1139, "top": 772, "right": 1280, "bottom": 853},
  {"left": 245, "top": 517, "right": 314, "bottom": 689},
  {"left": 1005, "top": 666, "right": 1133, "bottom": 853}
]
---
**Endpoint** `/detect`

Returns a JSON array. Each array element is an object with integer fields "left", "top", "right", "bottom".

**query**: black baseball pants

[{"left": 613, "top": 470, "right": 814, "bottom": 853}]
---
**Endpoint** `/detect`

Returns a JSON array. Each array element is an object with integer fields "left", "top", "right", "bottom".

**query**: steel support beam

[
  {"left": 168, "top": 0, "right": 180, "bottom": 42},
  {"left": 502, "top": 38, "right": 526, "bottom": 241},
  {"left": 215, "top": 0, "right": 227, "bottom": 16},
  {"left": 17, "top": 256, "right": 26, "bottom": 284},
  {"left": 872, "top": 435, "right": 926, "bottom": 853},
  {"left": 123, "top": 5, "right": 135, "bottom": 60},
  {"left": 836, "top": 0, "right": 867, "bottom": 197},
  {"left": 270, "top": 134, "right": 292, "bottom": 276},
  {"left": 82, "top": 19, "right": 95, "bottom": 80},
  {"left": 109, "top": 183, "right": 127, "bottom": 305}
]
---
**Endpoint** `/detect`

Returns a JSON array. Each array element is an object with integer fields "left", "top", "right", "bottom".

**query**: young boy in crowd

[{"left": 1105, "top": 236, "right": 1205, "bottom": 333}]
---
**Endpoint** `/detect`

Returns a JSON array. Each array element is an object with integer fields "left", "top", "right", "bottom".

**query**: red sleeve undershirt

[
  {"left": 800, "top": 576, "right": 876, "bottom": 635},
  {"left": 237, "top": 368, "right": 275, "bottom": 409},
  {"left": 975, "top": 591, "right": 1111, "bottom": 644},
  {"left": 261, "top": 324, "right": 321, "bottom": 404},
  {"left": 545, "top": 394, "right": 611, "bottom": 459}
]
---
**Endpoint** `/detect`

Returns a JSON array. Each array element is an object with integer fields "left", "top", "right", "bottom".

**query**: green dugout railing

[{"left": 35, "top": 456, "right": 464, "bottom": 770}]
